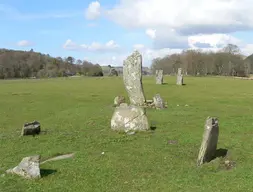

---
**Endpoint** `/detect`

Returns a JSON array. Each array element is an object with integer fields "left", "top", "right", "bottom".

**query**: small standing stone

[
  {"left": 176, "top": 68, "right": 183, "bottom": 85},
  {"left": 155, "top": 70, "right": 163, "bottom": 84},
  {"left": 197, "top": 117, "right": 219, "bottom": 166},
  {"left": 21, "top": 121, "right": 41, "bottom": 136},
  {"left": 123, "top": 51, "right": 146, "bottom": 106},
  {"left": 153, "top": 94, "right": 165, "bottom": 109},
  {"left": 113, "top": 96, "right": 126, "bottom": 107},
  {"left": 111, "top": 104, "right": 149, "bottom": 132},
  {"left": 6, "top": 155, "right": 41, "bottom": 179}
]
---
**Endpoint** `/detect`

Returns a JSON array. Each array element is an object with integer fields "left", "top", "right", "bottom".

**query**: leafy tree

[
  {"left": 0, "top": 49, "right": 103, "bottom": 79},
  {"left": 151, "top": 44, "right": 249, "bottom": 77}
]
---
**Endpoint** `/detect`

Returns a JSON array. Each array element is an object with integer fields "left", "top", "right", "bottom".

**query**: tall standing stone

[
  {"left": 123, "top": 51, "right": 146, "bottom": 106},
  {"left": 197, "top": 117, "right": 219, "bottom": 166},
  {"left": 176, "top": 68, "right": 183, "bottom": 85},
  {"left": 155, "top": 70, "right": 163, "bottom": 84}
]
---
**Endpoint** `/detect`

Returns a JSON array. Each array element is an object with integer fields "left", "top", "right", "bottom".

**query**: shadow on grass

[
  {"left": 150, "top": 121, "right": 157, "bottom": 131},
  {"left": 209, "top": 148, "right": 228, "bottom": 162},
  {"left": 40, "top": 169, "right": 57, "bottom": 177},
  {"left": 215, "top": 148, "right": 228, "bottom": 158}
]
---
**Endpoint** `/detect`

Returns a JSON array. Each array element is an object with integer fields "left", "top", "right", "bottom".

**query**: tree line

[
  {"left": 151, "top": 44, "right": 253, "bottom": 77},
  {"left": 0, "top": 48, "right": 103, "bottom": 79}
]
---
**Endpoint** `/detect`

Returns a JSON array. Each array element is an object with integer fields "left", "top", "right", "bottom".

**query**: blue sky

[{"left": 1, "top": 0, "right": 253, "bottom": 66}]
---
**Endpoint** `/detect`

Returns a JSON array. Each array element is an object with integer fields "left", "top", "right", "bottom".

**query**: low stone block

[{"left": 111, "top": 105, "right": 149, "bottom": 132}]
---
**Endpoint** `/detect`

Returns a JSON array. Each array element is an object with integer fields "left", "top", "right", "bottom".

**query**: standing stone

[
  {"left": 6, "top": 155, "right": 41, "bottom": 179},
  {"left": 123, "top": 51, "right": 146, "bottom": 106},
  {"left": 111, "top": 104, "right": 149, "bottom": 132},
  {"left": 155, "top": 70, "right": 163, "bottom": 84},
  {"left": 197, "top": 117, "right": 219, "bottom": 166},
  {"left": 113, "top": 96, "right": 126, "bottom": 107},
  {"left": 153, "top": 94, "right": 165, "bottom": 109},
  {"left": 176, "top": 68, "right": 183, "bottom": 85},
  {"left": 21, "top": 121, "right": 41, "bottom": 136}
]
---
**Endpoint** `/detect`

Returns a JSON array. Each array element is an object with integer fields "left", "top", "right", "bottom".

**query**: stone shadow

[
  {"left": 40, "top": 169, "right": 57, "bottom": 177},
  {"left": 210, "top": 148, "right": 228, "bottom": 162},
  {"left": 150, "top": 121, "right": 157, "bottom": 131}
]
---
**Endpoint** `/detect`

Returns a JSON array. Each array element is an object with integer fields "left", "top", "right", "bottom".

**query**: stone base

[{"left": 111, "top": 104, "right": 149, "bottom": 132}]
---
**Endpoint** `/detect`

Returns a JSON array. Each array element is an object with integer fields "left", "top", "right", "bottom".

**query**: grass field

[{"left": 1, "top": 76, "right": 253, "bottom": 192}]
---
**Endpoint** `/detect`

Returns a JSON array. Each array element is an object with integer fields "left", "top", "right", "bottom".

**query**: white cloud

[
  {"left": 103, "top": 0, "right": 253, "bottom": 51},
  {"left": 188, "top": 34, "right": 242, "bottom": 49},
  {"left": 85, "top": 1, "right": 101, "bottom": 20},
  {"left": 89, "top": 39, "right": 253, "bottom": 67},
  {"left": 146, "top": 29, "right": 156, "bottom": 39},
  {"left": 89, "top": 46, "right": 183, "bottom": 67},
  {"left": 63, "top": 39, "right": 120, "bottom": 52},
  {"left": 16, "top": 40, "right": 34, "bottom": 47},
  {"left": 106, "top": 0, "right": 253, "bottom": 33},
  {"left": 241, "top": 44, "right": 253, "bottom": 56}
]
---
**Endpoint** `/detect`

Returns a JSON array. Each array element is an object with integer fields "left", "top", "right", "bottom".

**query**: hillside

[{"left": 0, "top": 48, "right": 103, "bottom": 79}]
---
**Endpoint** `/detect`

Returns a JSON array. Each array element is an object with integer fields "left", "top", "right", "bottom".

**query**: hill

[{"left": 0, "top": 48, "right": 103, "bottom": 79}]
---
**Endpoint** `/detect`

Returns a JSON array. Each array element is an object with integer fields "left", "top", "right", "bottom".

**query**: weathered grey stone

[
  {"left": 119, "top": 103, "right": 128, "bottom": 107},
  {"left": 197, "top": 117, "right": 219, "bottom": 166},
  {"left": 109, "top": 68, "right": 118, "bottom": 76},
  {"left": 111, "top": 105, "right": 149, "bottom": 132},
  {"left": 113, "top": 96, "right": 126, "bottom": 107},
  {"left": 155, "top": 70, "right": 163, "bottom": 84},
  {"left": 176, "top": 68, "right": 183, "bottom": 85},
  {"left": 153, "top": 94, "right": 165, "bottom": 109},
  {"left": 22, "top": 121, "right": 41, "bottom": 136},
  {"left": 6, "top": 155, "right": 41, "bottom": 179},
  {"left": 123, "top": 51, "right": 146, "bottom": 106}
]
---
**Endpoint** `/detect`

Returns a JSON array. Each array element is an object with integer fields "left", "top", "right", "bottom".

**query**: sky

[{"left": 1, "top": 0, "right": 253, "bottom": 67}]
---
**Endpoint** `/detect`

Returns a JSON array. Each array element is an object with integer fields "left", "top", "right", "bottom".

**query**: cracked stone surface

[
  {"left": 123, "top": 51, "right": 146, "bottom": 106},
  {"left": 176, "top": 68, "right": 183, "bottom": 85},
  {"left": 155, "top": 70, "right": 163, "bottom": 84},
  {"left": 197, "top": 117, "right": 219, "bottom": 166},
  {"left": 153, "top": 94, "right": 165, "bottom": 109},
  {"left": 6, "top": 155, "right": 41, "bottom": 179},
  {"left": 114, "top": 96, "right": 126, "bottom": 107},
  {"left": 111, "top": 104, "right": 149, "bottom": 132}
]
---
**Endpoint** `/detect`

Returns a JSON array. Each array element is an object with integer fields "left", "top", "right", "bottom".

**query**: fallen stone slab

[
  {"left": 40, "top": 153, "right": 75, "bottom": 165},
  {"left": 6, "top": 155, "right": 41, "bottom": 179}
]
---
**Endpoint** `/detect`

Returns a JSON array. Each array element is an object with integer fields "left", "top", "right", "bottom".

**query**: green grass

[{"left": 1, "top": 76, "right": 253, "bottom": 192}]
